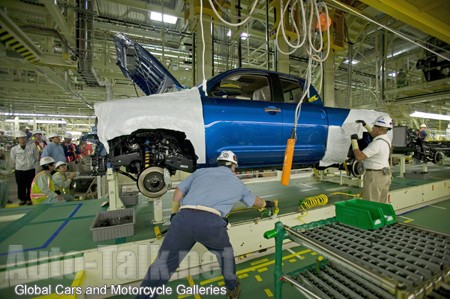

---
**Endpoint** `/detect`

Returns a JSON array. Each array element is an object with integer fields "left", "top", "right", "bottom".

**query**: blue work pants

[{"left": 136, "top": 209, "right": 237, "bottom": 299}]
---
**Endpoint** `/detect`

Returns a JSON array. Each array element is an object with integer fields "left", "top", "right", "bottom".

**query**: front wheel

[{"left": 137, "top": 166, "right": 168, "bottom": 198}]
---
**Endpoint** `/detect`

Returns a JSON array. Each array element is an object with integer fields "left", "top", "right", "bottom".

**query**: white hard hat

[
  {"left": 33, "top": 129, "right": 44, "bottom": 135},
  {"left": 373, "top": 115, "right": 393, "bottom": 129},
  {"left": 55, "top": 161, "right": 68, "bottom": 168},
  {"left": 15, "top": 131, "right": 28, "bottom": 138},
  {"left": 420, "top": 124, "right": 427, "bottom": 128},
  {"left": 40, "top": 156, "right": 56, "bottom": 166},
  {"left": 48, "top": 132, "right": 61, "bottom": 139},
  {"left": 217, "top": 150, "right": 238, "bottom": 166},
  {"left": 63, "top": 133, "right": 73, "bottom": 139}
]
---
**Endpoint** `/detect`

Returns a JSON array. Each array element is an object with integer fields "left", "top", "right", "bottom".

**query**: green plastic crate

[{"left": 335, "top": 199, "right": 396, "bottom": 230}]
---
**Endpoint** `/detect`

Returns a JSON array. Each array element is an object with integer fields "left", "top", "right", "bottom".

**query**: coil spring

[{"left": 144, "top": 147, "right": 150, "bottom": 168}]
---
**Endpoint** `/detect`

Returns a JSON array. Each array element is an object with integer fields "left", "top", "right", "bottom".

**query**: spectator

[
  {"left": 31, "top": 157, "right": 65, "bottom": 204},
  {"left": 10, "top": 131, "right": 39, "bottom": 205},
  {"left": 24, "top": 126, "right": 32, "bottom": 140},
  {"left": 41, "top": 132, "right": 66, "bottom": 166},
  {"left": 32, "top": 130, "right": 47, "bottom": 170},
  {"left": 62, "top": 133, "right": 80, "bottom": 171}
]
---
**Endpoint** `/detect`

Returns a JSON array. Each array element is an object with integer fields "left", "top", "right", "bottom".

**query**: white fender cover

[
  {"left": 319, "top": 109, "right": 393, "bottom": 167},
  {"left": 94, "top": 88, "right": 206, "bottom": 164}
]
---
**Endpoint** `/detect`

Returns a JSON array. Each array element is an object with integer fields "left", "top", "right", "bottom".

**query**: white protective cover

[
  {"left": 94, "top": 88, "right": 206, "bottom": 163},
  {"left": 319, "top": 109, "right": 393, "bottom": 167}
]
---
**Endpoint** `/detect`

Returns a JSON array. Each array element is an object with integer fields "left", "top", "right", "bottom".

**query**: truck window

[
  {"left": 208, "top": 74, "right": 271, "bottom": 101},
  {"left": 280, "top": 77, "right": 303, "bottom": 103}
]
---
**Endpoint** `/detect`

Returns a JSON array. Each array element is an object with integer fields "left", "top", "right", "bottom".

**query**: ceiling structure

[{"left": 0, "top": 0, "right": 449, "bottom": 132}]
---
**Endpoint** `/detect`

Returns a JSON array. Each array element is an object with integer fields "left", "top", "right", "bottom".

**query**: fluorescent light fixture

[
  {"left": 150, "top": 12, "right": 177, "bottom": 24},
  {"left": 410, "top": 111, "right": 450, "bottom": 121},
  {"left": 388, "top": 72, "right": 396, "bottom": 77},
  {"left": 241, "top": 32, "right": 249, "bottom": 40},
  {"left": 227, "top": 30, "right": 231, "bottom": 37},
  {"left": 5, "top": 119, "right": 67, "bottom": 124},
  {"left": 1, "top": 112, "right": 95, "bottom": 119},
  {"left": 343, "top": 59, "right": 359, "bottom": 65}
]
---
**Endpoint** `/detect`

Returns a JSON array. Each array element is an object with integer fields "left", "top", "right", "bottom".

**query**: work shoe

[
  {"left": 19, "top": 201, "right": 26, "bottom": 206},
  {"left": 226, "top": 282, "right": 241, "bottom": 299}
]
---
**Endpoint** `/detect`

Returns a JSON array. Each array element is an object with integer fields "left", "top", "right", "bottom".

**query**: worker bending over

[
  {"left": 351, "top": 115, "right": 393, "bottom": 203},
  {"left": 137, "top": 150, "right": 274, "bottom": 299}
]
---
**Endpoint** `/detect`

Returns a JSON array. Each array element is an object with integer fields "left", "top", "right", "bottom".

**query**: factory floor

[{"left": 0, "top": 164, "right": 449, "bottom": 298}]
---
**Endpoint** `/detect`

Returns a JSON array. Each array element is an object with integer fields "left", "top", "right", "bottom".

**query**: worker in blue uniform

[{"left": 136, "top": 150, "right": 274, "bottom": 299}]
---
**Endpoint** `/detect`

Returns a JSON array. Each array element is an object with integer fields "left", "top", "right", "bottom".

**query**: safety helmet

[
  {"left": 40, "top": 156, "right": 56, "bottom": 166},
  {"left": 217, "top": 150, "right": 238, "bottom": 166},
  {"left": 47, "top": 132, "right": 61, "bottom": 139},
  {"left": 33, "top": 129, "right": 44, "bottom": 136},
  {"left": 373, "top": 115, "right": 393, "bottom": 130},
  {"left": 55, "top": 161, "right": 67, "bottom": 169},
  {"left": 420, "top": 124, "right": 427, "bottom": 128},
  {"left": 63, "top": 133, "right": 73, "bottom": 139},
  {"left": 15, "top": 131, "right": 28, "bottom": 138}
]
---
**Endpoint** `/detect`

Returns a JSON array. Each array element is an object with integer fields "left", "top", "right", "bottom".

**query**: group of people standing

[{"left": 9, "top": 130, "right": 89, "bottom": 206}]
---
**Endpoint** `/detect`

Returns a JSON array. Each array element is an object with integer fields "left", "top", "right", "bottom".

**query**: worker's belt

[{"left": 179, "top": 205, "right": 221, "bottom": 217}]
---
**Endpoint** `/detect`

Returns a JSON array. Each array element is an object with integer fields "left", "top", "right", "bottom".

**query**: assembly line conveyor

[{"left": 265, "top": 219, "right": 450, "bottom": 299}]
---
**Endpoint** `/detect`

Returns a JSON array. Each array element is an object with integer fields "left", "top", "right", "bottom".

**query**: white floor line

[
  {"left": 287, "top": 248, "right": 304, "bottom": 261},
  {"left": 398, "top": 215, "right": 414, "bottom": 220},
  {"left": 429, "top": 205, "right": 446, "bottom": 210}
]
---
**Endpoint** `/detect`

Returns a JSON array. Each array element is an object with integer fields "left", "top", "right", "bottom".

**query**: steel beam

[
  {"left": 359, "top": 0, "right": 450, "bottom": 45},
  {"left": 44, "top": 1, "right": 76, "bottom": 49}
]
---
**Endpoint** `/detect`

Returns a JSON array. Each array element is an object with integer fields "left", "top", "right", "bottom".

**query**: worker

[
  {"left": 24, "top": 126, "right": 32, "bottom": 140},
  {"left": 136, "top": 150, "right": 274, "bottom": 299},
  {"left": 30, "top": 157, "right": 66, "bottom": 204},
  {"left": 53, "top": 161, "right": 76, "bottom": 200},
  {"left": 32, "top": 129, "right": 47, "bottom": 171},
  {"left": 41, "top": 132, "right": 66, "bottom": 166},
  {"left": 62, "top": 133, "right": 80, "bottom": 171},
  {"left": 351, "top": 115, "right": 393, "bottom": 203},
  {"left": 417, "top": 124, "right": 428, "bottom": 156},
  {"left": 10, "top": 131, "right": 39, "bottom": 205}
]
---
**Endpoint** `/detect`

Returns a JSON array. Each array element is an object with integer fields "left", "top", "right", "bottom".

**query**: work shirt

[
  {"left": 53, "top": 171, "right": 72, "bottom": 194},
  {"left": 34, "top": 140, "right": 47, "bottom": 159},
  {"left": 362, "top": 134, "right": 391, "bottom": 170},
  {"left": 178, "top": 166, "right": 256, "bottom": 217},
  {"left": 10, "top": 143, "right": 39, "bottom": 171},
  {"left": 41, "top": 142, "right": 66, "bottom": 163}
]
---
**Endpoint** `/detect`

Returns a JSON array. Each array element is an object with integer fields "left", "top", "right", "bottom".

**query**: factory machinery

[{"left": 265, "top": 214, "right": 450, "bottom": 299}]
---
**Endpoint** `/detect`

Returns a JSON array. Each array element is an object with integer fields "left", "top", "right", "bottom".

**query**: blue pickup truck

[{"left": 93, "top": 33, "right": 385, "bottom": 198}]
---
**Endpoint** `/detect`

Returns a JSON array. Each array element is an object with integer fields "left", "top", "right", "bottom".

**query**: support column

[
  {"left": 195, "top": 15, "right": 213, "bottom": 84},
  {"left": 323, "top": 50, "right": 335, "bottom": 107}
]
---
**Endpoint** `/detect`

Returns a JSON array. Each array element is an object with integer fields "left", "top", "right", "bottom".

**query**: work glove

[
  {"left": 356, "top": 120, "right": 366, "bottom": 126},
  {"left": 265, "top": 200, "right": 275, "bottom": 209},
  {"left": 170, "top": 213, "right": 176, "bottom": 222},
  {"left": 351, "top": 134, "right": 358, "bottom": 140}
]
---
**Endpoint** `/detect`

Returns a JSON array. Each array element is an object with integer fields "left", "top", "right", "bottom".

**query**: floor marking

[
  {"left": 289, "top": 259, "right": 297, "bottom": 263},
  {"left": 199, "top": 249, "right": 311, "bottom": 286},
  {"left": 238, "top": 273, "right": 249, "bottom": 279},
  {"left": 257, "top": 267, "right": 268, "bottom": 273},
  {"left": 429, "top": 205, "right": 446, "bottom": 210},
  {"left": 264, "top": 288, "right": 274, "bottom": 297},
  {"left": 255, "top": 275, "right": 262, "bottom": 282},
  {"left": 250, "top": 258, "right": 269, "bottom": 266},
  {"left": 186, "top": 275, "right": 201, "bottom": 299},
  {"left": 403, "top": 219, "right": 414, "bottom": 223},
  {"left": 287, "top": 248, "right": 304, "bottom": 261},
  {"left": 398, "top": 215, "right": 413, "bottom": 220},
  {"left": 218, "top": 281, "right": 225, "bottom": 286}
]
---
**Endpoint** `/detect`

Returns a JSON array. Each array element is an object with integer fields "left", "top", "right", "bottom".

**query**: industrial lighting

[
  {"left": 410, "top": 111, "right": 450, "bottom": 121},
  {"left": 388, "top": 72, "right": 396, "bottom": 77},
  {"left": 227, "top": 30, "right": 231, "bottom": 37},
  {"left": 0, "top": 112, "right": 95, "bottom": 119},
  {"left": 150, "top": 12, "right": 177, "bottom": 24},
  {"left": 343, "top": 59, "right": 359, "bottom": 65},
  {"left": 5, "top": 119, "right": 67, "bottom": 124},
  {"left": 241, "top": 33, "right": 249, "bottom": 40}
]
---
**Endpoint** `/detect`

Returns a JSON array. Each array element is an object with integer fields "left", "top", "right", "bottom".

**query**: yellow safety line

[
  {"left": 237, "top": 273, "right": 249, "bottom": 279},
  {"left": 403, "top": 219, "right": 414, "bottom": 223},
  {"left": 257, "top": 267, "right": 268, "bottom": 273},
  {"left": 264, "top": 288, "right": 274, "bottom": 297},
  {"left": 154, "top": 226, "right": 161, "bottom": 239},
  {"left": 250, "top": 258, "right": 269, "bottom": 266},
  {"left": 255, "top": 275, "right": 263, "bottom": 282},
  {"left": 199, "top": 249, "right": 311, "bottom": 285},
  {"left": 187, "top": 275, "right": 201, "bottom": 299}
]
